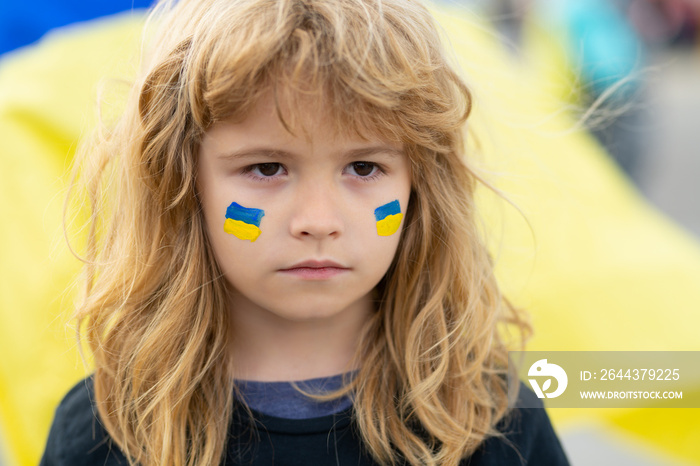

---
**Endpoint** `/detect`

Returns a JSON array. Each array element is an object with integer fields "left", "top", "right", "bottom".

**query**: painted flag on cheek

[
  {"left": 224, "top": 202, "right": 265, "bottom": 242},
  {"left": 374, "top": 200, "right": 402, "bottom": 236}
]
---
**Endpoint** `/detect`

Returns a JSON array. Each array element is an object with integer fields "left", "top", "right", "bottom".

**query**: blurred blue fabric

[
  {"left": 535, "top": 0, "right": 645, "bottom": 100},
  {"left": 0, "top": 0, "right": 152, "bottom": 55}
]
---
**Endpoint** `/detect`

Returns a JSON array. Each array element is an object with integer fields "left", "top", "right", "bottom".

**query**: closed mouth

[
  {"left": 281, "top": 259, "right": 348, "bottom": 271},
  {"left": 279, "top": 260, "right": 350, "bottom": 279}
]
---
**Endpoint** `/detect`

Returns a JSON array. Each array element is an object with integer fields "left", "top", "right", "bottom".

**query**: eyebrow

[{"left": 215, "top": 145, "right": 403, "bottom": 161}]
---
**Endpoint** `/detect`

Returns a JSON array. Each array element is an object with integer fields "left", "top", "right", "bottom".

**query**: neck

[{"left": 227, "top": 294, "right": 373, "bottom": 382}]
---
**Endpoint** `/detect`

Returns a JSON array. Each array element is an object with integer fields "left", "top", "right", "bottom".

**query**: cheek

[
  {"left": 373, "top": 199, "right": 403, "bottom": 237},
  {"left": 222, "top": 201, "right": 266, "bottom": 243},
  {"left": 204, "top": 200, "right": 268, "bottom": 274}
]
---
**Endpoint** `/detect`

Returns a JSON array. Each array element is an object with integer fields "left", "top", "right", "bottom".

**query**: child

[{"left": 41, "top": 0, "right": 570, "bottom": 464}]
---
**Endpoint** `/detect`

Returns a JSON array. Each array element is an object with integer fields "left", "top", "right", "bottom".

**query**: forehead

[
  {"left": 250, "top": 88, "right": 328, "bottom": 141},
  {"left": 208, "top": 85, "right": 395, "bottom": 147},
  {"left": 201, "top": 87, "right": 403, "bottom": 159}
]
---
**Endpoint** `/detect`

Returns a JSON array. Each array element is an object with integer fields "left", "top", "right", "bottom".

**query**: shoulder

[
  {"left": 463, "top": 383, "right": 570, "bottom": 466},
  {"left": 40, "top": 377, "right": 128, "bottom": 466}
]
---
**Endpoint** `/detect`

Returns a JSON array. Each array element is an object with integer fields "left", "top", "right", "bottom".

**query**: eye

[
  {"left": 346, "top": 162, "right": 378, "bottom": 177},
  {"left": 255, "top": 163, "right": 283, "bottom": 176},
  {"left": 243, "top": 163, "right": 285, "bottom": 181}
]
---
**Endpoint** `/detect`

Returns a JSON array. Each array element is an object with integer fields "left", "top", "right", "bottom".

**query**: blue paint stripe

[
  {"left": 225, "top": 202, "right": 265, "bottom": 227},
  {"left": 374, "top": 200, "right": 401, "bottom": 221}
]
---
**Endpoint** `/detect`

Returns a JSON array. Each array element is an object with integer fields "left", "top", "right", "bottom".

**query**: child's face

[{"left": 197, "top": 90, "right": 411, "bottom": 325}]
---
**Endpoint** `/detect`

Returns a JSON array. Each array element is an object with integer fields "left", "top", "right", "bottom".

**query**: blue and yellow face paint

[
  {"left": 224, "top": 202, "right": 265, "bottom": 242},
  {"left": 374, "top": 200, "right": 402, "bottom": 236}
]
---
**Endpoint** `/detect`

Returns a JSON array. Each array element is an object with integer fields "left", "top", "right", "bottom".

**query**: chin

[
  {"left": 272, "top": 305, "right": 347, "bottom": 322},
  {"left": 266, "top": 293, "right": 369, "bottom": 323}
]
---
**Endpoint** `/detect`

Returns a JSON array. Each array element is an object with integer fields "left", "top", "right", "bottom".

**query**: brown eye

[
  {"left": 256, "top": 163, "right": 282, "bottom": 176},
  {"left": 350, "top": 162, "right": 376, "bottom": 177}
]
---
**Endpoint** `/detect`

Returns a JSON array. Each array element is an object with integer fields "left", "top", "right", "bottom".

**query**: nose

[{"left": 288, "top": 181, "right": 344, "bottom": 240}]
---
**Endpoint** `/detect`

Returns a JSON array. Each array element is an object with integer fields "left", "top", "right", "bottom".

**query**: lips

[
  {"left": 284, "top": 259, "right": 346, "bottom": 269},
  {"left": 279, "top": 259, "right": 350, "bottom": 280}
]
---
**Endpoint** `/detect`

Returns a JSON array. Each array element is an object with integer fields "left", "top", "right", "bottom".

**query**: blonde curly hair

[{"left": 70, "top": 0, "right": 530, "bottom": 464}]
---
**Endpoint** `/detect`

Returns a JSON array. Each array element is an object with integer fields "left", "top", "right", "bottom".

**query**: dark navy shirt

[
  {"left": 41, "top": 377, "right": 570, "bottom": 465},
  {"left": 235, "top": 373, "right": 354, "bottom": 419}
]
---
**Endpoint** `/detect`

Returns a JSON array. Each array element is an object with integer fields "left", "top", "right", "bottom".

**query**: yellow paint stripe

[
  {"left": 376, "top": 213, "right": 402, "bottom": 236},
  {"left": 224, "top": 218, "right": 262, "bottom": 242}
]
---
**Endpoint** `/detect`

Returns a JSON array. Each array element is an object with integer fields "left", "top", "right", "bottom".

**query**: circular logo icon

[{"left": 528, "top": 359, "right": 568, "bottom": 398}]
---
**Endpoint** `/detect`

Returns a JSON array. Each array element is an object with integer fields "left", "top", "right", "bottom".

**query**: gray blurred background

[{"left": 638, "top": 47, "right": 700, "bottom": 238}]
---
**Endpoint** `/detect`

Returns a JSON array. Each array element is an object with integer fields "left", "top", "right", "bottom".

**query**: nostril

[{"left": 288, "top": 191, "right": 344, "bottom": 239}]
